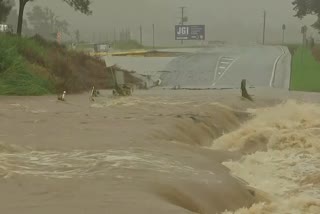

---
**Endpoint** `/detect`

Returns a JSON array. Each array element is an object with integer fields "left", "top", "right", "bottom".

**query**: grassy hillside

[
  {"left": 0, "top": 34, "right": 54, "bottom": 95},
  {"left": 290, "top": 47, "right": 320, "bottom": 92},
  {"left": 0, "top": 34, "right": 143, "bottom": 96}
]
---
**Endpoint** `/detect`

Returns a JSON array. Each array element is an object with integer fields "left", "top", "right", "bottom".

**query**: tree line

[
  {"left": 292, "top": 0, "right": 320, "bottom": 31},
  {"left": 0, "top": 0, "right": 91, "bottom": 38}
]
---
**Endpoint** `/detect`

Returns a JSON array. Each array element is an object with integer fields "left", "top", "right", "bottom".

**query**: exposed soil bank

[{"left": 0, "top": 34, "right": 144, "bottom": 95}]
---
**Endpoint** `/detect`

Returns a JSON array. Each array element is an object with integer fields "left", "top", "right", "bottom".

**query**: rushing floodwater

[
  {"left": 0, "top": 91, "right": 319, "bottom": 213},
  {"left": 214, "top": 100, "right": 320, "bottom": 214}
]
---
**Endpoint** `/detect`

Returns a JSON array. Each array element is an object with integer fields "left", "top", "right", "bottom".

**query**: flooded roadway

[
  {"left": 105, "top": 45, "right": 290, "bottom": 89},
  {"left": 0, "top": 90, "right": 260, "bottom": 214},
  {"left": 0, "top": 45, "right": 319, "bottom": 214}
]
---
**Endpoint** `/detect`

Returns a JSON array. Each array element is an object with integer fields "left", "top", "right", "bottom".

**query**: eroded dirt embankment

[{"left": 0, "top": 34, "right": 145, "bottom": 95}]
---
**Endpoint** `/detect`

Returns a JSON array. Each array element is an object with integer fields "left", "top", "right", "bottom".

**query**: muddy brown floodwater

[{"left": 0, "top": 88, "right": 320, "bottom": 214}]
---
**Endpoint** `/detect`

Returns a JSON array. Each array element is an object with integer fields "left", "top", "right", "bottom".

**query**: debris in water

[{"left": 241, "top": 79, "right": 253, "bottom": 101}]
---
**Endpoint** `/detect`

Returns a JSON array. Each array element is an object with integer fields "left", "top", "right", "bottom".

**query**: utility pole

[
  {"left": 139, "top": 25, "right": 142, "bottom": 45},
  {"left": 262, "top": 10, "right": 266, "bottom": 45},
  {"left": 126, "top": 28, "right": 129, "bottom": 41},
  {"left": 127, "top": 28, "right": 131, "bottom": 41},
  {"left": 301, "top": 25, "right": 308, "bottom": 47},
  {"left": 92, "top": 32, "right": 96, "bottom": 43},
  {"left": 113, "top": 28, "right": 116, "bottom": 42},
  {"left": 300, "top": 25, "right": 308, "bottom": 66},
  {"left": 180, "top": 6, "right": 186, "bottom": 45},
  {"left": 152, "top": 24, "right": 155, "bottom": 49}
]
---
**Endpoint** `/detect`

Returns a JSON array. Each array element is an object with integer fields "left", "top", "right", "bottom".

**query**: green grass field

[{"left": 290, "top": 47, "right": 320, "bottom": 92}]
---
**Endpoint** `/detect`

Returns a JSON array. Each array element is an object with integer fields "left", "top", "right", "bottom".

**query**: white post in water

[{"left": 62, "top": 91, "right": 66, "bottom": 100}]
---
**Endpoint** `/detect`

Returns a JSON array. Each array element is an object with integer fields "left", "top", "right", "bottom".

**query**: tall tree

[
  {"left": 17, "top": 0, "right": 92, "bottom": 36},
  {"left": 0, "top": 0, "right": 13, "bottom": 23},
  {"left": 27, "top": 6, "right": 69, "bottom": 40},
  {"left": 6, "top": 0, "right": 32, "bottom": 35},
  {"left": 292, "top": 0, "right": 320, "bottom": 31}
]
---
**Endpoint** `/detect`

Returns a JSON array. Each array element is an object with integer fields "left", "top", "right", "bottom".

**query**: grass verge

[{"left": 290, "top": 47, "right": 320, "bottom": 92}]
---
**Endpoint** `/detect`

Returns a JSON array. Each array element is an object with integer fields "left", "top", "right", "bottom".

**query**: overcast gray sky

[{"left": 19, "top": 0, "right": 319, "bottom": 46}]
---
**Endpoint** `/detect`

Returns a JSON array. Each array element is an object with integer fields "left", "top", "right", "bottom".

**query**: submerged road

[
  {"left": 1, "top": 45, "right": 316, "bottom": 214},
  {"left": 104, "top": 45, "right": 291, "bottom": 90},
  {"left": 160, "top": 45, "right": 291, "bottom": 89}
]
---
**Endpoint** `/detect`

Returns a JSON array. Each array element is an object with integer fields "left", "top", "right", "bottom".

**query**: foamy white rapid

[{"left": 212, "top": 100, "right": 320, "bottom": 214}]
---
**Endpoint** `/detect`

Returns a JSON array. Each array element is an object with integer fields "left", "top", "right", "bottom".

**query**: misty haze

[{"left": 6, "top": 0, "right": 320, "bottom": 45}]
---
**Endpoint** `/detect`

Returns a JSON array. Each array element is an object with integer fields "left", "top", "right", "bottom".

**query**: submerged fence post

[{"left": 241, "top": 79, "right": 253, "bottom": 101}]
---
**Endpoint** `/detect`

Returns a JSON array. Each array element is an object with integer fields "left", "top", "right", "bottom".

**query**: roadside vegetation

[
  {"left": 0, "top": 1, "right": 147, "bottom": 96},
  {"left": 0, "top": 34, "right": 54, "bottom": 95},
  {"left": 286, "top": 44, "right": 300, "bottom": 56},
  {"left": 0, "top": 34, "right": 145, "bottom": 96},
  {"left": 290, "top": 47, "right": 320, "bottom": 92}
]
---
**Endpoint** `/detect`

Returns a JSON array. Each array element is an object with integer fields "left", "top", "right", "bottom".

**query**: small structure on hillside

[
  {"left": 93, "top": 43, "right": 111, "bottom": 53},
  {"left": 0, "top": 24, "right": 13, "bottom": 34}
]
